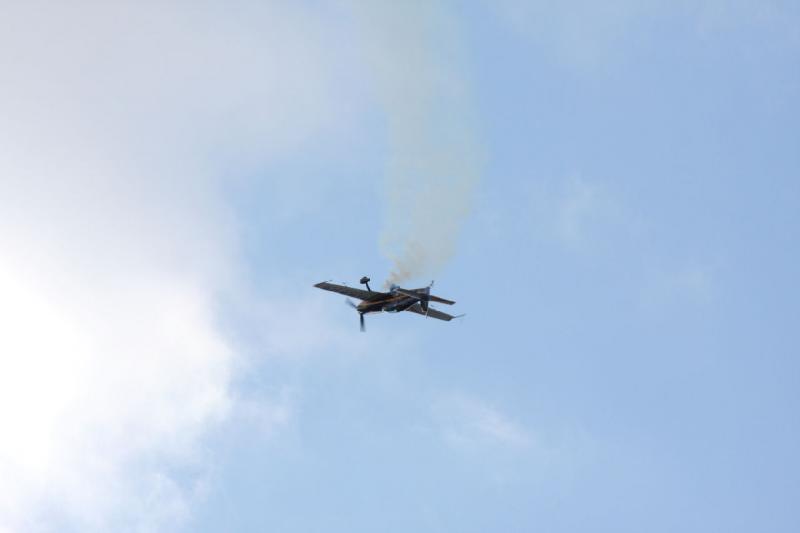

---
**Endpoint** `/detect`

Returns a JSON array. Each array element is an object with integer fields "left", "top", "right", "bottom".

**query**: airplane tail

[
  {"left": 425, "top": 279, "right": 456, "bottom": 306},
  {"left": 420, "top": 286, "right": 431, "bottom": 313},
  {"left": 395, "top": 283, "right": 455, "bottom": 313},
  {"left": 429, "top": 294, "right": 455, "bottom": 305}
]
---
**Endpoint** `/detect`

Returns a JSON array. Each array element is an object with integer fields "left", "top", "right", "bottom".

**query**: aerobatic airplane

[{"left": 314, "top": 276, "right": 462, "bottom": 331}]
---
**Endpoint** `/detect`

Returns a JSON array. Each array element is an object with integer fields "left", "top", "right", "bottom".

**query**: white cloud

[
  {"left": 433, "top": 394, "right": 531, "bottom": 451},
  {"left": 0, "top": 2, "right": 353, "bottom": 531},
  {"left": 490, "top": 0, "right": 799, "bottom": 71},
  {"left": 0, "top": 182, "right": 233, "bottom": 532},
  {"left": 492, "top": 0, "right": 659, "bottom": 70},
  {"left": 528, "top": 175, "right": 622, "bottom": 251},
  {"left": 431, "top": 394, "right": 599, "bottom": 487},
  {"left": 640, "top": 262, "right": 716, "bottom": 312},
  {"left": 556, "top": 177, "right": 608, "bottom": 246},
  {"left": 229, "top": 388, "right": 294, "bottom": 440}
]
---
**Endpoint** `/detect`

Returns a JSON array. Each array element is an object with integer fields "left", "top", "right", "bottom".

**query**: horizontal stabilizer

[
  {"left": 395, "top": 287, "right": 455, "bottom": 305},
  {"left": 405, "top": 303, "right": 458, "bottom": 321},
  {"left": 394, "top": 288, "right": 425, "bottom": 300}
]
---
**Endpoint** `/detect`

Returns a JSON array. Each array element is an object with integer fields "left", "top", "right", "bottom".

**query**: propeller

[{"left": 346, "top": 299, "right": 366, "bottom": 332}]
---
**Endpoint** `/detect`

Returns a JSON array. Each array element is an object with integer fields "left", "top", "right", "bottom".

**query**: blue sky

[{"left": 0, "top": 1, "right": 798, "bottom": 532}]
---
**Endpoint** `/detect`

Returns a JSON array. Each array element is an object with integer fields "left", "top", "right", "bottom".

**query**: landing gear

[{"left": 360, "top": 276, "right": 371, "bottom": 292}]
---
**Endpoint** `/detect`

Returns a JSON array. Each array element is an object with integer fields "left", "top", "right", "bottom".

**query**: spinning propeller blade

[{"left": 346, "top": 299, "right": 366, "bottom": 332}]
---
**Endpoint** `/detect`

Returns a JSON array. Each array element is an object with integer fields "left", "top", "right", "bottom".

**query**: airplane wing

[
  {"left": 405, "top": 303, "right": 460, "bottom": 321},
  {"left": 394, "top": 288, "right": 425, "bottom": 300},
  {"left": 400, "top": 287, "right": 456, "bottom": 305},
  {"left": 314, "top": 282, "right": 379, "bottom": 301}
]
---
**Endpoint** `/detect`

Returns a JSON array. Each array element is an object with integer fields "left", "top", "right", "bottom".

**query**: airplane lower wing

[
  {"left": 405, "top": 303, "right": 460, "bottom": 321},
  {"left": 314, "top": 282, "right": 377, "bottom": 301}
]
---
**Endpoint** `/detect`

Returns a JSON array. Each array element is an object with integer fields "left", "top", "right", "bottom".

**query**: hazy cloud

[
  {"left": 528, "top": 175, "right": 623, "bottom": 251},
  {"left": 0, "top": 2, "right": 350, "bottom": 531},
  {"left": 433, "top": 394, "right": 531, "bottom": 450},
  {"left": 490, "top": 0, "right": 799, "bottom": 71},
  {"left": 640, "top": 262, "right": 717, "bottom": 312}
]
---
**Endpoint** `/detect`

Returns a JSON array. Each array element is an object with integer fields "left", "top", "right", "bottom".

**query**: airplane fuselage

[{"left": 356, "top": 288, "right": 418, "bottom": 314}]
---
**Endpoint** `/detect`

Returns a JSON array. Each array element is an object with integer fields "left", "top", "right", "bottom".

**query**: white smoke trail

[{"left": 355, "top": 1, "right": 483, "bottom": 286}]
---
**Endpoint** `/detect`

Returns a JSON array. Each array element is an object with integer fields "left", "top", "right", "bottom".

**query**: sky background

[{"left": 1, "top": 1, "right": 798, "bottom": 532}]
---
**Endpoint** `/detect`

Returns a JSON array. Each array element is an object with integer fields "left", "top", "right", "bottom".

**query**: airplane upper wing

[
  {"left": 405, "top": 303, "right": 460, "bottom": 322},
  {"left": 394, "top": 288, "right": 424, "bottom": 300},
  {"left": 400, "top": 287, "right": 456, "bottom": 305},
  {"left": 314, "top": 282, "right": 380, "bottom": 301}
]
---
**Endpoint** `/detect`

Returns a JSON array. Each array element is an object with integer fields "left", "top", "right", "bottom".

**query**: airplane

[{"left": 314, "top": 276, "right": 462, "bottom": 331}]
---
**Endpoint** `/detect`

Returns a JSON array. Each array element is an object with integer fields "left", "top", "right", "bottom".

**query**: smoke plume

[{"left": 356, "top": 1, "right": 483, "bottom": 286}]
